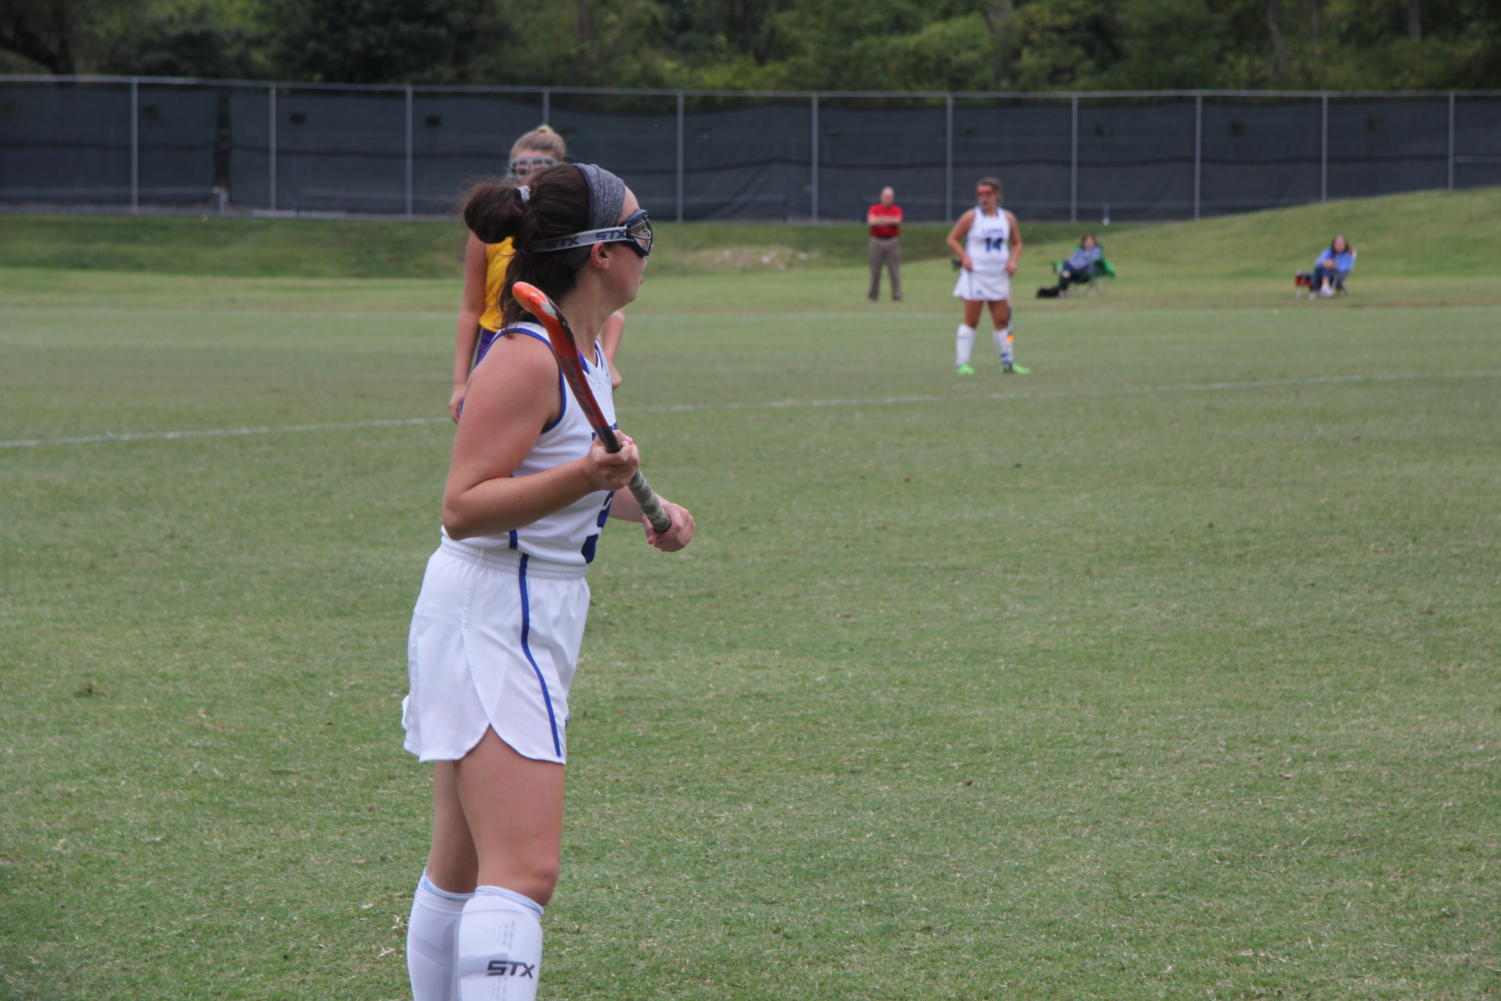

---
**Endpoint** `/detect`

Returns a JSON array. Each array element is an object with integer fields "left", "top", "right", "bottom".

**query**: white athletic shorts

[
  {"left": 953, "top": 267, "right": 1011, "bottom": 303},
  {"left": 403, "top": 538, "right": 590, "bottom": 764}
]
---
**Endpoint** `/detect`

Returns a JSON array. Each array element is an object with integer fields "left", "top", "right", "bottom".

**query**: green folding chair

[{"left": 1051, "top": 246, "right": 1116, "bottom": 296}]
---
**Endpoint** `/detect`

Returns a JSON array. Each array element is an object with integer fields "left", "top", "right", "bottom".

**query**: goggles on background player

[
  {"left": 509, "top": 155, "right": 559, "bottom": 180},
  {"left": 533, "top": 208, "right": 653, "bottom": 258}
]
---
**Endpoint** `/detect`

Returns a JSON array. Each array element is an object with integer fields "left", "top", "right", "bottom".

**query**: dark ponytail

[
  {"left": 461, "top": 165, "right": 593, "bottom": 327},
  {"left": 463, "top": 184, "right": 527, "bottom": 245}
]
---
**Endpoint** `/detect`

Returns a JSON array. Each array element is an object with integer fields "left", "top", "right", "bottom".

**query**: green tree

[
  {"left": 769, "top": 0, "right": 932, "bottom": 89},
  {"left": 0, "top": 0, "right": 140, "bottom": 74},
  {"left": 871, "top": 13, "right": 996, "bottom": 91},
  {"left": 257, "top": 0, "right": 498, "bottom": 84},
  {"left": 1312, "top": 0, "right": 1501, "bottom": 88},
  {"left": 660, "top": 0, "right": 789, "bottom": 69},
  {"left": 481, "top": 0, "right": 670, "bottom": 88},
  {"left": 1091, "top": 0, "right": 1238, "bottom": 89},
  {"left": 1005, "top": 0, "right": 1120, "bottom": 90},
  {"left": 4, "top": 0, "right": 1499, "bottom": 92},
  {"left": 93, "top": 6, "right": 263, "bottom": 78}
]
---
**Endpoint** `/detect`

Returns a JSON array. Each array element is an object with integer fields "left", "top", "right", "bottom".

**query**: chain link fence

[{"left": 3, "top": 76, "right": 1499, "bottom": 223}]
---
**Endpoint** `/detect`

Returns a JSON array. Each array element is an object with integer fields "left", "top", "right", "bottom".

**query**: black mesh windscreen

[
  {"left": 271, "top": 87, "right": 408, "bottom": 214},
  {"left": 1073, "top": 98, "right": 1198, "bottom": 222},
  {"left": 3, "top": 80, "right": 1497, "bottom": 220},
  {"left": 1328, "top": 97, "right": 1450, "bottom": 197},
  {"left": 952, "top": 98, "right": 1076, "bottom": 221},
  {"left": 412, "top": 92, "right": 547, "bottom": 215},
  {"left": 817, "top": 98, "right": 951, "bottom": 222},
  {"left": 1201, "top": 98, "right": 1322, "bottom": 216},
  {"left": 2, "top": 81, "right": 132, "bottom": 204},
  {"left": 540, "top": 95, "right": 682, "bottom": 216},
  {"left": 1454, "top": 96, "right": 1501, "bottom": 189},
  {"left": 224, "top": 87, "right": 269, "bottom": 208},
  {"left": 676, "top": 98, "right": 814, "bottom": 221},
  {"left": 136, "top": 84, "right": 220, "bottom": 204}
]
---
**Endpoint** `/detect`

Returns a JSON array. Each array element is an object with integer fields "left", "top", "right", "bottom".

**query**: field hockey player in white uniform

[
  {"left": 402, "top": 163, "right": 695, "bottom": 1001},
  {"left": 946, "top": 176, "right": 1028, "bottom": 375}
]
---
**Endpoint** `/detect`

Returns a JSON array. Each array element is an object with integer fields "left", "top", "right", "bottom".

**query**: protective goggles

[
  {"left": 509, "top": 155, "right": 559, "bottom": 179},
  {"left": 533, "top": 208, "right": 653, "bottom": 258}
]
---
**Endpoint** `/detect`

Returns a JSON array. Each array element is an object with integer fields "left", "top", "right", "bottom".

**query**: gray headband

[
  {"left": 531, "top": 163, "right": 630, "bottom": 256},
  {"left": 576, "top": 163, "right": 625, "bottom": 230}
]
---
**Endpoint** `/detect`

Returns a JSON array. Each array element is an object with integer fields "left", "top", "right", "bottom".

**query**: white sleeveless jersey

[
  {"left": 953, "top": 203, "right": 1013, "bottom": 301},
  {"left": 442, "top": 321, "right": 618, "bottom": 567},
  {"left": 965, "top": 204, "right": 1009, "bottom": 274}
]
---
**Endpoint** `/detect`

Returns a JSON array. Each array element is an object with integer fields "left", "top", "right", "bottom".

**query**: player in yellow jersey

[{"left": 450, "top": 125, "right": 626, "bottom": 420}]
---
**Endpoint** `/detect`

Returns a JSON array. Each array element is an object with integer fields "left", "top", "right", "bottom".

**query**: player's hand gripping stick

[{"left": 510, "top": 281, "right": 672, "bottom": 535}]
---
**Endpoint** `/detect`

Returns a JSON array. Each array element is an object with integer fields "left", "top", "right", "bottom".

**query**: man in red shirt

[{"left": 866, "top": 186, "right": 903, "bottom": 302}]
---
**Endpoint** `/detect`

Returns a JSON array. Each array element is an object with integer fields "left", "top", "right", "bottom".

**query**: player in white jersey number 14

[{"left": 946, "top": 176, "right": 1029, "bottom": 376}]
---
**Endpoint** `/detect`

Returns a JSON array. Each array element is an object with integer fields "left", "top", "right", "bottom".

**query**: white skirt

[
  {"left": 953, "top": 267, "right": 1011, "bottom": 303},
  {"left": 403, "top": 539, "right": 590, "bottom": 764}
]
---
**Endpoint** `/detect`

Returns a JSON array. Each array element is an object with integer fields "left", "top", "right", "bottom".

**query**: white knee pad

[
  {"left": 994, "top": 326, "right": 1013, "bottom": 362},
  {"left": 956, "top": 324, "right": 976, "bottom": 366},
  {"left": 407, "top": 871, "right": 472, "bottom": 1001},
  {"left": 455, "top": 886, "right": 544, "bottom": 1001}
]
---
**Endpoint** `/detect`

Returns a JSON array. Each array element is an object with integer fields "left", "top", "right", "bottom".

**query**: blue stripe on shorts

[{"left": 516, "top": 554, "right": 563, "bottom": 758}]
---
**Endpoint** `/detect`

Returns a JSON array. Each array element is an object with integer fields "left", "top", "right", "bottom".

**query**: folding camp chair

[
  {"left": 1052, "top": 247, "right": 1116, "bottom": 296},
  {"left": 1294, "top": 249, "right": 1357, "bottom": 298}
]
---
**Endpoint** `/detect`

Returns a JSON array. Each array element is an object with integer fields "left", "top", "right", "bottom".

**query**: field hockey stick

[{"left": 510, "top": 281, "right": 672, "bottom": 534}]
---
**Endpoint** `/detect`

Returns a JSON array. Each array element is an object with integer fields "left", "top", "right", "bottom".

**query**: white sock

[
  {"left": 995, "top": 327, "right": 1014, "bottom": 364},
  {"left": 955, "top": 324, "right": 976, "bottom": 366},
  {"left": 455, "top": 885, "right": 545, "bottom": 1001},
  {"left": 407, "top": 870, "right": 473, "bottom": 1001}
]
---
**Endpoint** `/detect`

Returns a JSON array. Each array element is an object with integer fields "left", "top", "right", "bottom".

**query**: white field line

[
  {"left": 4, "top": 369, "right": 1499, "bottom": 450},
  {"left": 642, "top": 369, "right": 1501, "bottom": 414},
  {"left": 0, "top": 417, "right": 444, "bottom": 449}
]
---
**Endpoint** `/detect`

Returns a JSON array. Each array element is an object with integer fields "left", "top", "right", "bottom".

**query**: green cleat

[
  {"left": 1002, "top": 362, "right": 1031, "bottom": 375},
  {"left": 956, "top": 363, "right": 976, "bottom": 376}
]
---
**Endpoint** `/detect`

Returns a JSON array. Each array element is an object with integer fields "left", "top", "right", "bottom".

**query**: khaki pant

[{"left": 868, "top": 236, "right": 902, "bottom": 300}]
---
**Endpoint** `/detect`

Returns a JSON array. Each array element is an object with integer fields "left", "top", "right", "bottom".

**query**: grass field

[{"left": 2, "top": 190, "right": 1499, "bottom": 1001}]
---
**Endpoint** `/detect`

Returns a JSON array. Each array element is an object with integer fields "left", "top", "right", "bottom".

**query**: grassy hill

[
  {"left": 1110, "top": 187, "right": 1501, "bottom": 280},
  {"left": 2, "top": 187, "right": 1497, "bottom": 282}
]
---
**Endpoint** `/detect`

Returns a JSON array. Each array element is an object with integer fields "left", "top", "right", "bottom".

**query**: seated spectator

[
  {"left": 1307, "top": 234, "right": 1356, "bottom": 298},
  {"left": 1036, "top": 233, "right": 1105, "bottom": 298}
]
